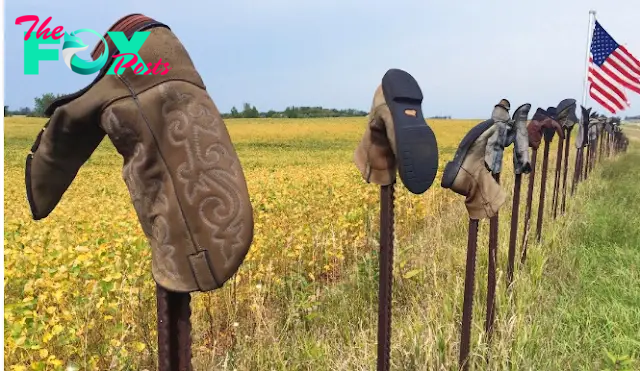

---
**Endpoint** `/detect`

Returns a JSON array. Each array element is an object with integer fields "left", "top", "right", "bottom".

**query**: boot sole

[
  {"left": 381, "top": 69, "right": 438, "bottom": 195},
  {"left": 441, "top": 119, "right": 495, "bottom": 189}
]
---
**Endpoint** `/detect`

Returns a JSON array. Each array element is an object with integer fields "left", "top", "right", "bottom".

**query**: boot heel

[{"left": 441, "top": 161, "right": 458, "bottom": 189}]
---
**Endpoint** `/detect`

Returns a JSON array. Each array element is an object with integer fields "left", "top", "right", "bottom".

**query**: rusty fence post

[
  {"left": 157, "top": 286, "right": 193, "bottom": 371},
  {"left": 560, "top": 128, "right": 572, "bottom": 214},
  {"left": 520, "top": 149, "right": 537, "bottom": 264},
  {"left": 551, "top": 136, "right": 564, "bottom": 219},
  {"left": 377, "top": 184, "right": 395, "bottom": 371},
  {"left": 459, "top": 219, "right": 479, "bottom": 371},
  {"left": 485, "top": 173, "right": 500, "bottom": 345},
  {"left": 507, "top": 173, "right": 522, "bottom": 286},
  {"left": 535, "top": 132, "right": 552, "bottom": 243}
]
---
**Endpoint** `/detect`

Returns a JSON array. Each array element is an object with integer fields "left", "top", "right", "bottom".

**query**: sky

[{"left": 4, "top": 0, "right": 640, "bottom": 118}]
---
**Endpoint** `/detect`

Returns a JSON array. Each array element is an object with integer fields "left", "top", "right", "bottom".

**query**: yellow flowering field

[{"left": 4, "top": 116, "right": 483, "bottom": 369}]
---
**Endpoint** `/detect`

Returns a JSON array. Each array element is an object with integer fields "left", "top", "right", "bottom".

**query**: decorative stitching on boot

[
  {"left": 103, "top": 108, "right": 182, "bottom": 283},
  {"left": 157, "top": 83, "right": 248, "bottom": 271},
  {"left": 116, "top": 75, "right": 221, "bottom": 289}
]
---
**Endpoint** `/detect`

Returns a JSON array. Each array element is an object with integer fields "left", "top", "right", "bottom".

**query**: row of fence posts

[{"left": 372, "top": 98, "right": 628, "bottom": 371}]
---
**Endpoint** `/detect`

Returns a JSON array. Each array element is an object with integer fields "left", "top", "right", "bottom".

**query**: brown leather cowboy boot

[
  {"left": 354, "top": 69, "right": 439, "bottom": 195},
  {"left": 442, "top": 121, "right": 506, "bottom": 220},
  {"left": 25, "top": 14, "right": 254, "bottom": 293},
  {"left": 354, "top": 85, "right": 397, "bottom": 187},
  {"left": 527, "top": 108, "right": 564, "bottom": 149}
]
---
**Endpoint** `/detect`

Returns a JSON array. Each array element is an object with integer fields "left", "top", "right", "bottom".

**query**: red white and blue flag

[{"left": 588, "top": 20, "right": 640, "bottom": 113}]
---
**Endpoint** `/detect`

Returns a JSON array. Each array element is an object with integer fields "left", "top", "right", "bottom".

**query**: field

[{"left": 4, "top": 116, "right": 638, "bottom": 370}]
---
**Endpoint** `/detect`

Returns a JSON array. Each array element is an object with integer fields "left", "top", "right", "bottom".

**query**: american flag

[{"left": 588, "top": 20, "right": 640, "bottom": 114}]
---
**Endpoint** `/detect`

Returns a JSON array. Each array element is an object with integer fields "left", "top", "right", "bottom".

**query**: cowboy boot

[
  {"left": 354, "top": 69, "right": 438, "bottom": 194},
  {"left": 575, "top": 106, "right": 592, "bottom": 149},
  {"left": 442, "top": 121, "right": 506, "bottom": 220},
  {"left": 546, "top": 107, "right": 557, "bottom": 120},
  {"left": 527, "top": 108, "right": 564, "bottom": 149},
  {"left": 510, "top": 103, "right": 532, "bottom": 174},
  {"left": 556, "top": 99, "right": 578, "bottom": 145},
  {"left": 573, "top": 106, "right": 591, "bottom": 188},
  {"left": 556, "top": 99, "right": 579, "bottom": 127},
  {"left": 484, "top": 99, "right": 511, "bottom": 174},
  {"left": 25, "top": 14, "right": 254, "bottom": 294},
  {"left": 354, "top": 86, "right": 397, "bottom": 187}
]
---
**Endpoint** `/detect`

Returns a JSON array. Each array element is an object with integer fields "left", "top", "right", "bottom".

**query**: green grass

[{"left": 516, "top": 143, "right": 640, "bottom": 370}]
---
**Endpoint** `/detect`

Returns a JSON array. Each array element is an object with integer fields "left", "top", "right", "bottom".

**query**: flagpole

[{"left": 581, "top": 10, "right": 596, "bottom": 109}]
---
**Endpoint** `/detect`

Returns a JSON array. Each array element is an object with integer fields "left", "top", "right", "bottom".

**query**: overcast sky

[{"left": 4, "top": 0, "right": 640, "bottom": 118}]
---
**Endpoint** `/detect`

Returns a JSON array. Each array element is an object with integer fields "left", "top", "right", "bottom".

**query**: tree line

[
  {"left": 4, "top": 93, "right": 369, "bottom": 119},
  {"left": 5, "top": 93, "right": 67, "bottom": 117},
  {"left": 223, "top": 103, "right": 367, "bottom": 118},
  {"left": 5, "top": 93, "right": 640, "bottom": 121}
]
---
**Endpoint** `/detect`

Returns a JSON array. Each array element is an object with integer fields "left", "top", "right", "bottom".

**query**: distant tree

[
  {"left": 284, "top": 106, "right": 299, "bottom": 118},
  {"left": 18, "top": 107, "right": 32, "bottom": 115},
  {"left": 33, "top": 92, "right": 65, "bottom": 117},
  {"left": 4, "top": 106, "right": 10, "bottom": 117},
  {"left": 230, "top": 106, "right": 239, "bottom": 118},
  {"left": 240, "top": 103, "right": 259, "bottom": 118},
  {"left": 250, "top": 105, "right": 259, "bottom": 118},
  {"left": 242, "top": 103, "right": 251, "bottom": 117}
]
